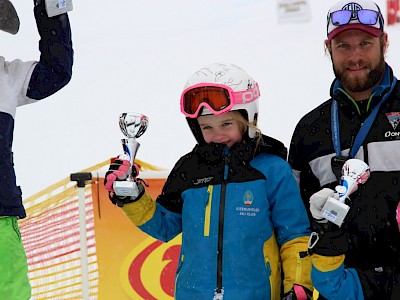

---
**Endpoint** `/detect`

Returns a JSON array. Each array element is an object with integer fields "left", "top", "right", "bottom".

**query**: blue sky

[{"left": 3, "top": 0, "right": 400, "bottom": 198}]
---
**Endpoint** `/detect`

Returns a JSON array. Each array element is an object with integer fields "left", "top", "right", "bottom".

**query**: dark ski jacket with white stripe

[
  {"left": 122, "top": 136, "right": 313, "bottom": 299},
  {"left": 0, "top": 2, "right": 73, "bottom": 218},
  {"left": 288, "top": 64, "right": 400, "bottom": 299}
]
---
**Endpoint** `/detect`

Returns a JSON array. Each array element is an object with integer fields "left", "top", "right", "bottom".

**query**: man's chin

[{"left": 341, "top": 73, "right": 370, "bottom": 92}]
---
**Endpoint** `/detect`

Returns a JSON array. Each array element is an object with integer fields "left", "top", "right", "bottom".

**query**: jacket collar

[{"left": 193, "top": 135, "right": 287, "bottom": 164}]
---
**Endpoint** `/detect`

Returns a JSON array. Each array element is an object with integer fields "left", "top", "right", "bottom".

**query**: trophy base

[
  {"left": 322, "top": 197, "right": 350, "bottom": 227},
  {"left": 114, "top": 181, "right": 140, "bottom": 198}
]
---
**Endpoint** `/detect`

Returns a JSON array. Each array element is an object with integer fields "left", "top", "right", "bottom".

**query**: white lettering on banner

[
  {"left": 279, "top": 0, "right": 308, "bottom": 12},
  {"left": 385, "top": 131, "right": 400, "bottom": 138},
  {"left": 277, "top": 0, "right": 311, "bottom": 23}
]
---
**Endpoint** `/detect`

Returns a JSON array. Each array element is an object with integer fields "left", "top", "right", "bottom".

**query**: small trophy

[
  {"left": 113, "top": 112, "right": 149, "bottom": 198},
  {"left": 322, "top": 159, "right": 370, "bottom": 227}
]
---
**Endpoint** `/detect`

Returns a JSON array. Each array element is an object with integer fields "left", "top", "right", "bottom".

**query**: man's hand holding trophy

[
  {"left": 104, "top": 112, "right": 149, "bottom": 207},
  {"left": 308, "top": 159, "right": 371, "bottom": 254},
  {"left": 310, "top": 158, "right": 370, "bottom": 227}
]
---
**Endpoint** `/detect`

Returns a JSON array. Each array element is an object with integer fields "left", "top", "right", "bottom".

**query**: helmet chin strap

[{"left": 0, "top": 0, "right": 20, "bottom": 35}]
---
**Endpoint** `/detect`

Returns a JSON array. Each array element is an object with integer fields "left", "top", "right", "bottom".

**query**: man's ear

[
  {"left": 382, "top": 32, "right": 389, "bottom": 53},
  {"left": 325, "top": 39, "right": 332, "bottom": 51}
]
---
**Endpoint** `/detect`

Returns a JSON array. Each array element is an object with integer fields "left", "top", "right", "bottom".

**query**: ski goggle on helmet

[
  {"left": 180, "top": 82, "right": 260, "bottom": 118},
  {"left": 181, "top": 63, "right": 260, "bottom": 139},
  {"left": 180, "top": 64, "right": 260, "bottom": 119},
  {"left": 326, "top": 0, "right": 384, "bottom": 41}
]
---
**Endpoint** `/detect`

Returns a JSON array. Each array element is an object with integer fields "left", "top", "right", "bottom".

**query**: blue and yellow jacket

[{"left": 122, "top": 135, "right": 312, "bottom": 299}]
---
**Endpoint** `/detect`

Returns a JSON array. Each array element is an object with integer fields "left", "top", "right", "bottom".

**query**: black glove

[
  {"left": 308, "top": 221, "right": 348, "bottom": 256},
  {"left": 282, "top": 284, "right": 312, "bottom": 300}
]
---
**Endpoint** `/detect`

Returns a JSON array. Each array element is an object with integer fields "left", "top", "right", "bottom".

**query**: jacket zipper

[
  {"left": 295, "top": 254, "right": 302, "bottom": 283},
  {"left": 214, "top": 150, "right": 230, "bottom": 298}
]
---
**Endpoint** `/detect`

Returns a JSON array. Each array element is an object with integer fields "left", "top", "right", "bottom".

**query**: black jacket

[{"left": 289, "top": 64, "right": 400, "bottom": 298}]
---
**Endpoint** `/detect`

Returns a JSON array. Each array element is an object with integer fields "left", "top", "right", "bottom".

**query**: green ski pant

[{"left": 0, "top": 217, "right": 31, "bottom": 300}]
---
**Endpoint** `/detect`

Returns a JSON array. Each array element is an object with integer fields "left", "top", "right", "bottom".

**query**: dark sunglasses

[{"left": 329, "top": 9, "right": 381, "bottom": 27}]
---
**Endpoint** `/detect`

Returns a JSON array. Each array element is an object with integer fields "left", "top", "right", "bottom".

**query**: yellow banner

[{"left": 93, "top": 177, "right": 181, "bottom": 300}]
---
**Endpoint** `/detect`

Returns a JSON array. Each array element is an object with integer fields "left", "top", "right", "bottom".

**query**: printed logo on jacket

[
  {"left": 236, "top": 190, "right": 260, "bottom": 217},
  {"left": 385, "top": 112, "right": 400, "bottom": 137}
]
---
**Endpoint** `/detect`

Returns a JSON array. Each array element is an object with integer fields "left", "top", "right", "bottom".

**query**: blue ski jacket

[{"left": 122, "top": 136, "right": 313, "bottom": 299}]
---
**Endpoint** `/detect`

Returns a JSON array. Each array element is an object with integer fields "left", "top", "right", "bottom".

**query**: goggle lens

[
  {"left": 182, "top": 86, "right": 231, "bottom": 116},
  {"left": 358, "top": 10, "right": 379, "bottom": 25},
  {"left": 331, "top": 10, "right": 352, "bottom": 26},
  {"left": 330, "top": 9, "right": 379, "bottom": 26}
]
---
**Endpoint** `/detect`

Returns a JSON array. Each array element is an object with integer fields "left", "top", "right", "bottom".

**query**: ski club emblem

[
  {"left": 386, "top": 112, "right": 400, "bottom": 130},
  {"left": 243, "top": 190, "right": 254, "bottom": 206}
]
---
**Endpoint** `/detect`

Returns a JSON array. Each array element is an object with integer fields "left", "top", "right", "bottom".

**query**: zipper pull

[{"left": 213, "top": 288, "right": 224, "bottom": 300}]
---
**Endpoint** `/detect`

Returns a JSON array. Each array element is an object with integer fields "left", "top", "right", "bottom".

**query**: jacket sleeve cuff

[
  {"left": 281, "top": 236, "right": 313, "bottom": 293},
  {"left": 311, "top": 253, "right": 344, "bottom": 272},
  {"left": 121, "top": 193, "right": 156, "bottom": 226}
]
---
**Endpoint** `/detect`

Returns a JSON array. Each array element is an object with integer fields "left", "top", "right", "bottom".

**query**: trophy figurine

[
  {"left": 113, "top": 112, "right": 149, "bottom": 198},
  {"left": 322, "top": 159, "right": 370, "bottom": 227}
]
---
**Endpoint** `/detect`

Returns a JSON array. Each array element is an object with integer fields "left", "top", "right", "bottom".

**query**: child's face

[{"left": 197, "top": 112, "right": 243, "bottom": 148}]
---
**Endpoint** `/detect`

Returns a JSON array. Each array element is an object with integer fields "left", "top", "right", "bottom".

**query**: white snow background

[{"left": 3, "top": 0, "right": 400, "bottom": 199}]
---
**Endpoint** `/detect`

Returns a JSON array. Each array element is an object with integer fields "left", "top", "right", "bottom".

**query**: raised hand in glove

[
  {"left": 104, "top": 156, "right": 136, "bottom": 192},
  {"left": 104, "top": 156, "right": 143, "bottom": 207},
  {"left": 308, "top": 188, "right": 349, "bottom": 256},
  {"left": 282, "top": 284, "right": 312, "bottom": 300}
]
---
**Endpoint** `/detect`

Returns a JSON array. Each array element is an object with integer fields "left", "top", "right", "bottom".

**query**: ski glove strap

[{"left": 282, "top": 284, "right": 312, "bottom": 300}]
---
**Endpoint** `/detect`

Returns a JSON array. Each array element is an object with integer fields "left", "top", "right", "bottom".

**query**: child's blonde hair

[{"left": 230, "top": 111, "right": 262, "bottom": 144}]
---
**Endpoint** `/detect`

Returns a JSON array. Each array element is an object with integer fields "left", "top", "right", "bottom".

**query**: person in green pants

[{"left": 0, "top": 1, "right": 73, "bottom": 299}]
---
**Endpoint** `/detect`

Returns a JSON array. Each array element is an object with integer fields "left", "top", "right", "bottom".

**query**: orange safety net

[{"left": 19, "top": 159, "right": 169, "bottom": 300}]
